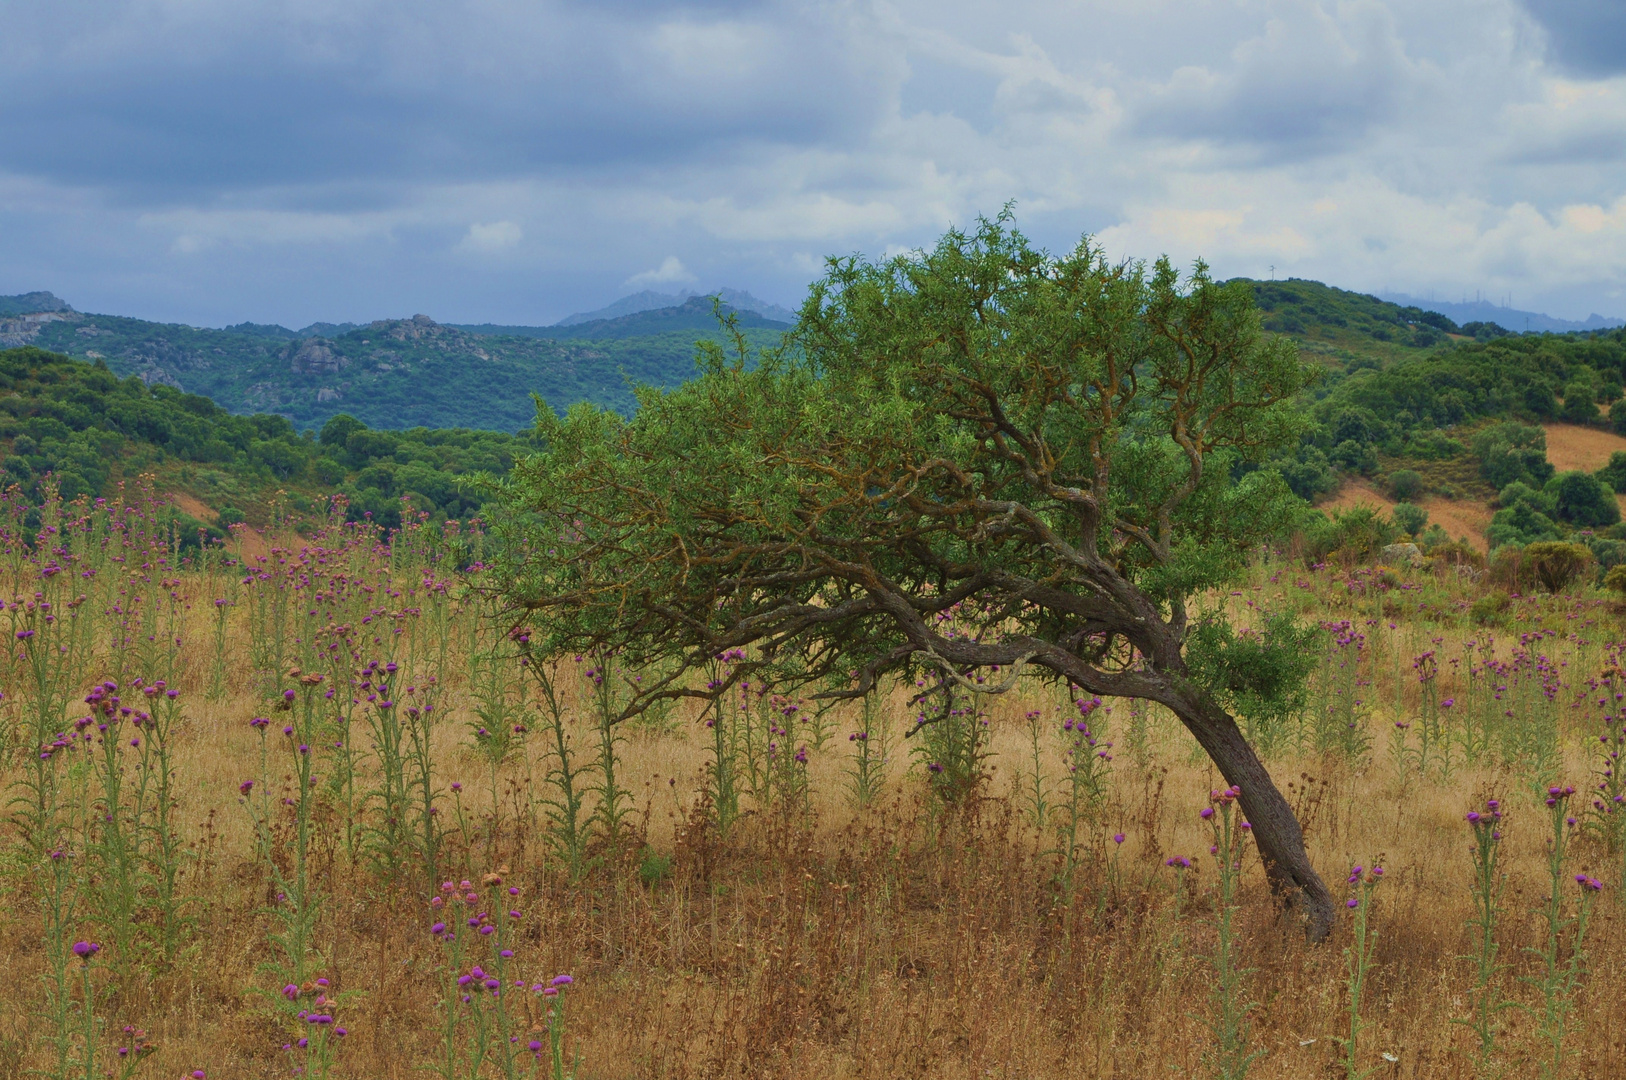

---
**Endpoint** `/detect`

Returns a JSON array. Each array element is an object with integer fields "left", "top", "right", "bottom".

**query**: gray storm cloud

[{"left": 0, "top": 0, "right": 1623, "bottom": 326}]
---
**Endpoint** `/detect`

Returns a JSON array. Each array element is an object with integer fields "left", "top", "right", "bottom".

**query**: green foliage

[
  {"left": 1271, "top": 328, "right": 1625, "bottom": 498},
  {"left": 1595, "top": 450, "right": 1626, "bottom": 493},
  {"left": 1469, "top": 593, "right": 1511, "bottom": 626},
  {"left": 1184, "top": 612, "right": 1319, "bottom": 749},
  {"left": 0, "top": 346, "right": 525, "bottom": 527},
  {"left": 1474, "top": 423, "right": 1554, "bottom": 490},
  {"left": 1387, "top": 469, "right": 1423, "bottom": 501},
  {"left": 1548, "top": 470, "right": 1619, "bottom": 528},
  {"left": 1302, "top": 506, "right": 1400, "bottom": 563},
  {"left": 1487, "top": 489, "right": 1560, "bottom": 549},
  {"left": 1391, "top": 502, "right": 1427, "bottom": 537},
  {"left": 1521, "top": 542, "right": 1596, "bottom": 593},
  {"left": 31, "top": 311, "right": 787, "bottom": 431},
  {"left": 1244, "top": 278, "right": 1458, "bottom": 349},
  {"left": 493, "top": 213, "right": 1313, "bottom": 737},
  {"left": 1560, "top": 384, "right": 1601, "bottom": 424},
  {"left": 1604, "top": 564, "right": 1626, "bottom": 595},
  {"left": 1610, "top": 399, "right": 1626, "bottom": 435}
]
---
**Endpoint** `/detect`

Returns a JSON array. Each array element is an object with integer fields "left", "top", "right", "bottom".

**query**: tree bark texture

[{"left": 1163, "top": 685, "right": 1335, "bottom": 941}]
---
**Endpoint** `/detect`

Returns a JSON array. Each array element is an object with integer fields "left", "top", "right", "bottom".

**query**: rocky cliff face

[
  {"left": 287, "top": 340, "right": 347, "bottom": 374},
  {"left": 0, "top": 310, "right": 79, "bottom": 348}
]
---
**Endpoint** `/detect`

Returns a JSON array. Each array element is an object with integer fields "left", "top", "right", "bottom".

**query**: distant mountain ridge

[
  {"left": 0, "top": 291, "right": 74, "bottom": 317},
  {"left": 1380, "top": 293, "right": 1623, "bottom": 334},
  {"left": 452, "top": 295, "right": 791, "bottom": 341},
  {"left": 556, "top": 288, "right": 796, "bottom": 326}
]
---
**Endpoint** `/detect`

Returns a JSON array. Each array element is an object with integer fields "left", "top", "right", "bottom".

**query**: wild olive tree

[{"left": 491, "top": 215, "right": 1335, "bottom": 937}]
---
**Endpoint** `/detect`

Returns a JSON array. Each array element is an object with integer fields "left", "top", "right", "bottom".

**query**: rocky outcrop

[
  {"left": 288, "top": 340, "right": 347, "bottom": 374},
  {"left": 316, "top": 387, "right": 343, "bottom": 403},
  {"left": 136, "top": 365, "right": 184, "bottom": 390},
  {"left": 0, "top": 310, "right": 77, "bottom": 348},
  {"left": 367, "top": 314, "right": 470, "bottom": 348},
  {"left": 1380, "top": 542, "right": 1425, "bottom": 567}
]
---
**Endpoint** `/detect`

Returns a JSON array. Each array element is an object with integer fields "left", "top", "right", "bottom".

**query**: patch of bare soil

[
  {"left": 166, "top": 490, "right": 270, "bottom": 560},
  {"left": 1541, "top": 423, "right": 1626, "bottom": 472},
  {"left": 1321, "top": 479, "right": 1491, "bottom": 551}
]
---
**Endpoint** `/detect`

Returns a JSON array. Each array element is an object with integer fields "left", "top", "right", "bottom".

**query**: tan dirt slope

[
  {"left": 1322, "top": 479, "right": 1492, "bottom": 551},
  {"left": 166, "top": 490, "right": 270, "bottom": 559}
]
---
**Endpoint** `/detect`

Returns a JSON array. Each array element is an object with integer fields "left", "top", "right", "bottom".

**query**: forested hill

[
  {"left": 1235, "top": 276, "right": 1517, "bottom": 356},
  {"left": 6, "top": 306, "right": 783, "bottom": 433},
  {"left": 0, "top": 345, "right": 533, "bottom": 534}
]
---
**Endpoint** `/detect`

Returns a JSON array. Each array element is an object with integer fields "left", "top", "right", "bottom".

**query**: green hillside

[
  {"left": 0, "top": 345, "right": 532, "bottom": 532},
  {"left": 23, "top": 311, "right": 784, "bottom": 433}
]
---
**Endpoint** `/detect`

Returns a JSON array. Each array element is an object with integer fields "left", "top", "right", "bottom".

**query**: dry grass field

[{"left": 2, "top": 490, "right": 1625, "bottom": 1080}]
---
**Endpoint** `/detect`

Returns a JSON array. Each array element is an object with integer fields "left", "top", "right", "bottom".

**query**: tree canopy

[{"left": 492, "top": 214, "right": 1336, "bottom": 936}]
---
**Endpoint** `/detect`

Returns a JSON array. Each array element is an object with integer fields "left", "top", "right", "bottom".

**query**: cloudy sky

[{"left": 2, "top": 0, "right": 1624, "bottom": 326}]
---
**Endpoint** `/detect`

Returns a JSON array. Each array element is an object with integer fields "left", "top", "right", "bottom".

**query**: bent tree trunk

[{"left": 1164, "top": 686, "right": 1335, "bottom": 942}]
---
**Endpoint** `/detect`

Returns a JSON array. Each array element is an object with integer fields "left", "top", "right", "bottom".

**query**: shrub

[
  {"left": 1469, "top": 592, "right": 1511, "bottom": 626},
  {"left": 1473, "top": 422, "right": 1553, "bottom": 489},
  {"left": 1605, "top": 564, "right": 1626, "bottom": 595},
  {"left": 1330, "top": 439, "right": 1378, "bottom": 474},
  {"left": 1303, "top": 505, "right": 1399, "bottom": 564},
  {"left": 1548, "top": 471, "right": 1620, "bottom": 528},
  {"left": 217, "top": 506, "right": 246, "bottom": 527},
  {"left": 1595, "top": 450, "right": 1626, "bottom": 493},
  {"left": 1391, "top": 502, "right": 1427, "bottom": 537},
  {"left": 1560, "top": 384, "right": 1600, "bottom": 425},
  {"left": 1522, "top": 541, "right": 1596, "bottom": 593},
  {"left": 1585, "top": 536, "right": 1626, "bottom": 571},
  {"left": 1611, "top": 399, "right": 1626, "bottom": 436},
  {"left": 1387, "top": 469, "right": 1423, "bottom": 501}
]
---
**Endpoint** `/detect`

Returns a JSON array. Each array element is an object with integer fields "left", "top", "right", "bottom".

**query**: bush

[
  {"left": 217, "top": 506, "right": 246, "bottom": 527},
  {"left": 1487, "top": 480, "right": 1561, "bottom": 549},
  {"left": 1548, "top": 470, "right": 1620, "bottom": 528},
  {"left": 1561, "top": 384, "right": 1601, "bottom": 424},
  {"left": 1469, "top": 592, "right": 1511, "bottom": 626},
  {"left": 1586, "top": 535, "right": 1626, "bottom": 571},
  {"left": 1302, "top": 505, "right": 1399, "bottom": 564},
  {"left": 1473, "top": 422, "right": 1553, "bottom": 489},
  {"left": 1522, "top": 541, "right": 1596, "bottom": 593},
  {"left": 1611, "top": 399, "right": 1626, "bottom": 436},
  {"left": 1391, "top": 502, "right": 1427, "bottom": 536},
  {"left": 1330, "top": 439, "right": 1378, "bottom": 474},
  {"left": 1596, "top": 450, "right": 1626, "bottom": 493},
  {"left": 1605, "top": 564, "right": 1626, "bottom": 595},
  {"left": 1387, "top": 469, "right": 1423, "bottom": 501}
]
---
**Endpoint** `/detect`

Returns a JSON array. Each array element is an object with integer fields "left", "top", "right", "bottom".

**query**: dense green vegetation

[
  {"left": 1261, "top": 308, "right": 1626, "bottom": 551},
  {"left": 0, "top": 345, "right": 531, "bottom": 530},
  {"left": 28, "top": 310, "right": 785, "bottom": 432},
  {"left": 10, "top": 274, "right": 1626, "bottom": 556}
]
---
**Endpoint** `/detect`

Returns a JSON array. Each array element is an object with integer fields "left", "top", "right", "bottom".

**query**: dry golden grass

[
  {"left": 3, "top": 530, "right": 1625, "bottom": 1080},
  {"left": 1322, "top": 480, "right": 1493, "bottom": 552}
]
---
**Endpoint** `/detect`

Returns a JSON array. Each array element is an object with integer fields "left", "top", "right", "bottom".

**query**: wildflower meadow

[{"left": 1, "top": 481, "right": 1624, "bottom": 1079}]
